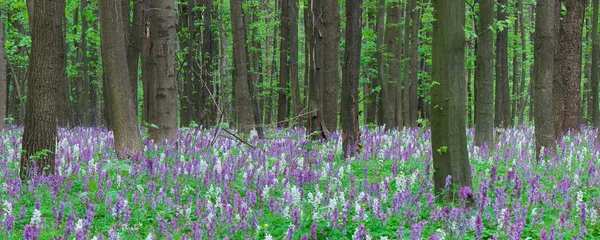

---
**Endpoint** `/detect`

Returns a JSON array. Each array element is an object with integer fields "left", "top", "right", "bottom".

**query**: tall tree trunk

[
  {"left": 517, "top": 0, "right": 527, "bottom": 125},
  {"left": 368, "top": 0, "right": 385, "bottom": 126},
  {"left": 230, "top": 0, "right": 255, "bottom": 133},
  {"left": 181, "top": 0, "right": 195, "bottom": 127},
  {"left": 534, "top": 0, "right": 556, "bottom": 158},
  {"left": 309, "top": 0, "right": 327, "bottom": 138},
  {"left": 147, "top": 0, "right": 178, "bottom": 143},
  {"left": 495, "top": 0, "right": 509, "bottom": 127},
  {"left": 99, "top": 0, "right": 143, "bottom": 155},
  {"left": 431, "top": 0, "right": 473, "bottom": 201},
  {"left": 408, "top": 0, "right": 420, "bottom": 127},
  {"left": 558, "top": 0, "right": 586, "bottom": 133},
  {"left": 341, "top": 0, "right": 362, "bottom": 156},
  {"left": 290, "top": 0, "right": 302, "bottom": 127},
  {"left": 278, "top": 0, "right": 290, "bottom": 127},
  {"left": 512, "top": 16, "right": 519, "bottom": 126},
  {"left": 474, "top": 0, "right": 494, "bottom": 147},
  {"left": 593, "top": 0, "right": 600, "bottom": 128},
  {"left": 322, "top": 0, "right": 340, "bottom": 132},
  {"left": 128, "top": 0, "right": 145, "bottom": 120},
  {"left": 20, "top": 0, "right": 65, "bottom": 179},
  {"left": 374, "top": 0, "right": 385, "bottom": 126},
  {"left": 202, "top": 0, "right": 217, "bottom": 126},
  {"left": 401, "top": 3, "right": 410, "bottom": 127},
  {"left": 382, "top": 1, "right": 401, "bottom": 129},
  {"left": 0, "top": 14, "right": 6, "bottom": 130},
  {"left": 528, "top": 4, "right": 535, "bottom": 124}
]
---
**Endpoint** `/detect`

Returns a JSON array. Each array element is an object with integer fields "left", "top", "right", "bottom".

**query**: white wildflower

[
  {"left": 576, "top": 190, "right": 584, "bottom": 211},
  {"left": 2, "top": 200, "right": 12, "bottom": 215},
  {"left": 264, "top": 234, "right": 273, "bottom": 240},
  {"left": 75, "top": 218, "right": 84, "bottom": 231},
  {"left": 30, "top": 208, "right": 41, "bottom": 226},
  {"left": 145, "top": 232, "right": 154, "bottom": 240}
]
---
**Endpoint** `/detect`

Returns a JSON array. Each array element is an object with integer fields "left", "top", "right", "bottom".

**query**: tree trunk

[
  {"left": 0, "top": 14, "right": 6, "bottom": 130},
  {"left": 181, "top": 0, "right": 195, "bottom": 127},
  {"left": 99, "top": 0, "right": 143, "bottom": 155},
  {"left": 495, "top": 0, "right": 509, "bottom": 127},
  {"left": 322, "top": 0, "right": 340, "bottom": 132},
  {"left": 534, "top": 0, "right": 556, "bottom": 158},
  {"left": 309, "top": 0, "right": 327, "bottom": 138},
  {"left": 382, "top": 1, "right": 401, "bottom": 129},
  {"left": 230, "top": 0, "right": 255, "bottom": 133},
  {"left": 367, "top": 0, "right": 385, "bottom": 126},
  {"left": 593, "top": 0, "right": 600, "bottom": 128},
  {"left": 409, "top": 0, "right": 420, "bottom": 127},
  {"left": 146, "top": 0, "right": 178, "bottom": 143},
  {"left": 278, "top": 0, "right": 290, "bottom": 127},
  {"left": 474, "top": 0, "right": 494, "bottom": 147},
  {"left": 20, "top": 0, "right": 65, "bottom": 179},
  {"left": 557, "top": 0, "right": 585, "bottom": 133},
  {"left": 128, "top": 0, "right": 145, "bottom": 120},
  {"left": 202, "top": 0, "right": 217, "bottom": 126},
  {"left": 512, "top": 17, "right": 519, "bottom": 126},
  {"left": 517, "top": 0, "right": 527, "bottom": 125},
  {"left": 431, "top": 0, "right": 473, "bottom": 201},
  {"left": 289, "top": 0, "right": 302, "bottom": 127},
  {"left": 341, "top": 0, "right": 362, "bottom": 157}
]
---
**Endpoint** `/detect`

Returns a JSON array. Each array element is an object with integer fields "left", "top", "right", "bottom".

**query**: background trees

[{"left": 1, "top": 0, "right": 599, "bottom": 170}]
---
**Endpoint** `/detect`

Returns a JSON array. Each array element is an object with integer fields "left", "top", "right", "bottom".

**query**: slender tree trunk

[
  {"left": 366, "top": 0, "right": 384, "bottom": 126},
  {"left": 528, "top": 4, "right": 535, "bottom": 124},
  {"left": 474, "top": 0, "right": 494, "bottom": 147},
  {"left": 374, "top": 0, "right": 385, "bottom": 126},
  {"left": 382, "top": 1, "right": 401, "bottom": 129},
  {"left": 309, "top": 0, "right": 327, "bottom": 138},
  {"left": 20, "top": 0, "right": 65, "bottom": 179},
  {"left": 278, "top": 0, "right": 290, "bottom": 127},
  {"left": 322, "top": 0, "right": 340, "bottom": 132},
  {"left": 593, "top": 0, "right": 600, "bottom": 128},
  {"left": 99, "top": 0, "right": 143, "bottom": 155},
  {"left": 341, "top": 0, "right": 362, "bottom": 156},
  {"left": 495, "top": 0, "right": 509, "bottom": 127},
  {"left": 0, "top": 14, "right": 6, "bottom": 130},
  {"left": 181, "top": 0, "right": 195, "bottom": 127},
  {"left": 203, "top": 0, "right": 217, "bottom": 126},
  {"left": 512, "top": 17, "right": 519, "bottom": 126},
  {"left": 290, "top": 0, "right": 302, "bottom": 127},
  {"left": 230, "top": 0, "right": 255, "bottom": 133},
  {"left": 431, "top": 0, "right": 473, "bottom": 201},
  {"left": 518, "top": 0, "right": 527, "bottom": 125},
  {"left": 534, "top": 0, "right": 556, "bottom": 158},
  {"left": 409, "top": 0, "right": 420, "bottom": 127},
  {"left": 401, "top": 3, "right": 410, "bottom": 127}
]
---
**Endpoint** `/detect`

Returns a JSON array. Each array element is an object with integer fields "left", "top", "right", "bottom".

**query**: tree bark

[
  {"left": 20, "top": 0, "right": 65, "bottom": 179},
  {"left": 128, "top": 0, "right": 145, "bottom": 120},
  {"left": 382, "top": 1, "right": 401, "bottom": 129},
  {"left": 147, "top": 0, "right": 179, "bottom": 143},
  {"left": 534, "top": 0, "right": 556, "bottom": 159},
  {"left": 593, "top": 0, "right": 600, "bottom": 128},
  {"left": 557, "top": 0, "right": 585, "bottom": 133},
  {"left": 99, "top": 0, "right": 143, "bottom": 155},
  {"left": 474, "top": 0, "right": 494, "bottom": 147},
  {"left": 408, "top": 0, "right": 420, "bottom": 127},
  {"left": 278, "top": 0, "right": 290, "bottom": 127},
  {"left": 431, "top": 0, "right": 473, "bottom": 201},
  {"left": 309, "top": 0, "right": 327, "bottom": 138},
  {"left": 341, "top": 0, "right": 362, "bottom": 157},
  {"left": 322, "top": 0, "right": 340, "bottom": 132},
  {"left": 289, "top": 0, "right": 302, "bottom": 127},
  {"left": 368, "top": 0, "right": 385, "bottom": 126},
  {"left": 230, "top": 0, "right": 255, "bottom": 133},
  {"left": 0, "top": 14, "right": 6, "bottom": 130},
  {"left": 517, "top": 0, "right": 527, "bottom": 125}
]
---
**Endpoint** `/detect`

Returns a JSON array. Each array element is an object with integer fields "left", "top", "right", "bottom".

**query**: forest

[{"left": 0, "top": 0, "right": 599, "bottom": 239}]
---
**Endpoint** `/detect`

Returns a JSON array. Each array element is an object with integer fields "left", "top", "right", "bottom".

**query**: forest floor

[{"left": 0, "top": 125, "right": 598, "bottom": 239}]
